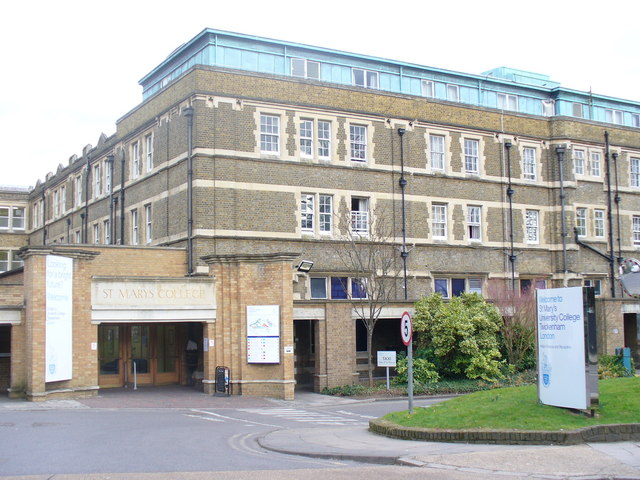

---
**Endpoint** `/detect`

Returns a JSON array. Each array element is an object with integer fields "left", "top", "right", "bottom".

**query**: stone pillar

[{"left": 203, "top": 253, "right": 298, "bottom": 400}]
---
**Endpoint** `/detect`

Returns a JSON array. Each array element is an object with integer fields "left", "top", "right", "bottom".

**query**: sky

[{"left": 1, "top": 0, "right": 638, "bottom": 188}]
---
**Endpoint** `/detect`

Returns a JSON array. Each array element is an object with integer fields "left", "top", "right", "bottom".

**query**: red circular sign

[{"left": 400, "top": 311, "right": 412, "bottom": 346}]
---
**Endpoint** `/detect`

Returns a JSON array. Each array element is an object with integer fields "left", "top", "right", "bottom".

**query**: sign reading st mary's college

[{"left": 536, "top": 286, "right": 589, "bottom": 410}]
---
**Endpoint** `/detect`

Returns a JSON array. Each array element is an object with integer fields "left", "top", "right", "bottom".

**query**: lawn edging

[{"left": 369, "top": 418, "right": 640, "bottom": 445}]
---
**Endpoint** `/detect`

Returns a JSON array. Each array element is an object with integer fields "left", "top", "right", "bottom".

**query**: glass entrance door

[
  {"left": 155, "top": 325, "right": 179, "bottom": 384},
  {"left": 98, "top": 325, "right": 123, "bottom": 386},
  {"left": 129, "top": 325, "right": 152, "bottom": 385}
]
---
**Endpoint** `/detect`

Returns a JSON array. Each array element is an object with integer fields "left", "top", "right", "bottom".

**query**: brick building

[{"left": 1, "top": 28, "right": 640, "bottom": 399}]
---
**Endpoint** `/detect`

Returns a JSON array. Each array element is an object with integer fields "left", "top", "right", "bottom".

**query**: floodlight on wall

[{"left": 296, "top": 260, "right": 314, "bottom": 273}]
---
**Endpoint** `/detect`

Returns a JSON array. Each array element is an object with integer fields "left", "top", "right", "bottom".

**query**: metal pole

[
  {"left": 505, "top": 142, "right": 516, "bottom": 290},
  {"left": 133, "top": 360, "right": 137, "bottom": 391},
  {"left": 604, "top": 132, "right": 616, "bottom": 297},
  {"left": 556, "top": 146, "right": 568, "bottom": 278},
  {"left": 397, "top": 127, "right": 413, "bottom": 415}
]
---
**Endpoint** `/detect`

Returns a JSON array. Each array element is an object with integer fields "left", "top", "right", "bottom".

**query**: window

[
  {"left": 584, "top": 279, "right": 602, "bottom": 296},
  {"left": 0, "top": 251, "right": 8, "bottom": 273},
  {"left": 350, "top": 125, "right": 367, "bottom": 162},
  {"left": 301, "top": 193, "right": 333, "bottom": 235},
  {"left": 605, "top": 109, "right": 623, "bottom": 125},
  {"left": 291, "top": 58, "right": 320, "bottom": 79},
  {"left": 145, "top": 204, "right": 152, "bottom": 244},
  {"left": 301, "top": 194, "right": 314, "bottom": 232},
  {"left": 421, "top": 80, "right": 434, "bottom": 98},
  {"left": 591, "top": 152, "right": 601, "bottom": 177},
  {"left": 93, "top": 223, "right": 100, "bottom": 244},
  {"left": 94, "top": 164, "right": 102, "bottom": 197},
  {"left": 467, "top": 206, "right": 481, "bottom": 241},
  {"left": 104, "top": 220, "right": 111, "bottom": 245},
  {"left": 0, "top": 206, "right": 25, "bottom": 231},
  {"left": 464, "top": 139, "right": 479, "bottom": 174},
  {"left": 351, "top": 278, "right": 367, "bottom": 299},
  {"left": 131, "top": 209, "right": 139, "bottom": 245},
  {"left": 132, "top": 141, "right": 140, "bottom": 178},
  {"left": 631, "top": 158, "right": 640, "bottom": 187},
  {"left": 594, "top": 210, "right": 605, "bottom": 238},
  {"left": 523, "top": 147, "right": 536, "bottom": 180},
  {"left": 350, "top": 197, "right": 369, "bottom": 235},
  {"left": 633, "top": 114, "right": 640, "bottom": 128},
  {"left": 75, "top": 230, "right": 81, "bottom": 244},
  {"left": 330, "top": 277, "right": 348, "bottom": 299},
  {"left": 145, "top": 134, "right": 154, "bottom": 171},
  {"left": 32, "top": 202, "right": 39, "bottom": 229},
  {"left": 576, "top": 208, "right": 587, "bottom": 237},
  {"left": 352, "top": 68, "right": 378, "bottom": 89},
  {"left": 299, "top": 120, "right": 331, "bottom": 160},
  {"left": 11, "top": 252, "right": 22, "bottom": 270},
  {"left": 429, "top": 135, "right": 445, "bottom": 171},
  {"left": 53, "top": 190, "right": 60, "bottom": 218},
  {"left": 574, "top": 150, "right": 585, "bottom": 175},
  {"left": 75, "top": 175, "right": 83, "bottom": 207},
  {"left": 520, "top": 279, "right": 547, "bottom": 294},
  {"left": 572, "top": 103, "right": 584, "bottom": 118},
  {"left": 447, "top": 84, "right": 459, "bottom": 102},
  {"left": 105, "top": 162, "right": 112, "bottom": 194},
  {"left": 310, "top": 277, "right": 327, "bottom": 299},
  {"left": 432, "top": 204, "right": 447, "bottom": 240},
  {"left": 634, "top": 216, "right": 640, "bottom": 246},
  {"left": 434, "top": 277, "right": 483, "bottom": 298},
  {"left": 260, "top": 114, "right": 280, "bottom": 154},
  {"left": 526, "top": 210, "right": 539, "bottom": 244},
  {"left": 498, "top": 93, "right": 518, "bottom": 111},
  {"left": 60, "top": 186, "right": 66, "bottom": 214}
]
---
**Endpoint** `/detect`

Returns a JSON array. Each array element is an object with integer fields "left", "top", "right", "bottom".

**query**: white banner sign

[
  {"left": 46, "top": 255, "right": 73, "bottom": 382},
  {"left": 537, "top": 287, "right": 587, "bottom": 409}
]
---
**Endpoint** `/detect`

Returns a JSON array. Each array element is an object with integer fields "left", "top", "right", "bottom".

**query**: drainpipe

[
  {"left": 183, "top": 106, "right": 194, "bottom": 276},
  {"left": 612, "top": 152, "right": 622, "bottom": 264},
  {"left": 83, "top": 154, "right": 90, "bottom": 244},
  {"left": 556, "top": 145, "right": 568, "bottom": 281},
  {"left": 41, "top": 191, "right": 46, "bottom": 244},
  {"left": 504, "top": 142, "right": 516, "bottom": 290},
  {"left": 604, "top": 132, "right": 616, "bottom": 297},
  {"left": 120, "top": 149, "right": 125, "bottom": 245},
  {"left": 106, "top": 154, "right": 114, "bottom": 244},
  {"left": 66, "top": 218, "right": 71, "bottom": 244}
]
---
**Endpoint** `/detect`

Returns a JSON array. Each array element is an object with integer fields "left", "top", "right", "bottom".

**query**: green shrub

[
  {"left": 598, "top": 354, "right": 635, "bottom": 379},
  {"left": 393, "top": 353, "right": 440, "bottom": 385},
  {"left": 321, "top": 384, "right": 367, "bottom": 396}
]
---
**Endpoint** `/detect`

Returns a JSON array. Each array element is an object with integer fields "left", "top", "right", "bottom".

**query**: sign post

[
  {"left": 400, "top": 311, "right": 414, "bottom": 414},
  {"left": 377, "top": 351, "right": 397, "bottom": 390}
]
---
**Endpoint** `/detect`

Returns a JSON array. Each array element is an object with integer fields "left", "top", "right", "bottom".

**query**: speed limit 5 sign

[{"left": 400, "top": 311, "right": 412, "bottom": 346}]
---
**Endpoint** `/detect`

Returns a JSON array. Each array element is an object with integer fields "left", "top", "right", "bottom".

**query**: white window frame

[
  {"left": 584, "top": 279, "right": 602, "bottom": 296},
  {"left": 350, "top": 125, "right": 367, "bottom": 162},
  {"left": 572, "top": 103, "right": 584, "bottom": 118},
  {"left": 53, "top": 190, "right": 60, "bottom": 218},
  {"left": 434, "top": 277, "right": 483, "bottom": 298},
  {"left": 75, "top": 175, "right": 83, "bottom": 207},
  {"left": 94, "top": 164, "right": 102, "bottom": 197},
  {"left": 429, "top": 134, "right": 445, "bottom": 171},
  {"left": 300, "top": 120, "right": 313, "bottom": 158},
  {"left": 317, "top": 120, "right": 331, "bottom": 160},
  {"left": 574, "top": 149, "right": 585, "bottom": 175},
  {"left": 350, "top": 197, "right": 369, "bottom": 235},
  {"left": 0, "top": 207, "right": 8, "bottom": 230},
  {"left": 633, "top": 114, "right": 640, "bottom": 128},
  {"left": 634, "top": 216, "right": 640, "bottom": 246},
  {"left": 309, "top": 277, "right": 328, "bottom": 299},
  {"left": 576, "top": 207, "right": 587, "bottom": 237},
  {"left": 432, "top": 204, "right": 447, "bottom": 240},
  {"left": 526, "top": 210, "right": 539, "bottom": 244},
  {"left": 447, "top": 84, "right": 459, "bottom": 102},
  {"left": 590, "top": 152, "right": 601, "bottom": 177},
  {"left": 105, "top": 162, "right": 112, "bottom": 194},
  {"left": 104, "top": 219, "right": 111, "bottom": 245},
  {"left": 301, "top": 193, "right": 314, "bottom": 232},
  {"left": 594, "top": 209, "right": 605, "bottom": 238},
  {"left": 605, "top": 109, "right": 623, "bottom": 125},
  {"left": 421, "top": 80, "right": 434, "bottom": 98},
  {"left": 523, "top": 147, "right": 537, "bottom": 181},
  {"left": 131, "top": 209, "right": 139, "bottom": 245},
  {"left": 497, "top": 93, "right": 518, "bottom": 111},
  {"left": 352, "top": 68, "right": 378, "bottom": 89},
  {"left": 631, "top": 158, "right": 640, "bottom": 188},
  {"left": 260, "top": 114, "right": 280, "bottom": 154},
  {"left": 291, "top": 58, "right": 320, "bottom": 80},
  {"left": 145, "top": 134, "right": 154, "bottom": 171},
  {"left": 132, "top": 141, "right": 140, "bottom": 179},
  {"left": 0, "top": 206, "right": 25, "bottom": 231},
  {"left": 467, "top": 205, "right": 481, "bottom": 242},
  {"left": 93, "top": 223, "right": 100, "bottom": 244},
  {"left": 464, "top": 138, "right": 479, "bottom": 174},
  {"left": 0, "top": 250, "right": 8, "bottom": 273},
  {"left": 145, "top": 204, "right": 152, "bottom": 244},
  {"left": 319, "top": 194, "right": 332, "bottom": 234}
]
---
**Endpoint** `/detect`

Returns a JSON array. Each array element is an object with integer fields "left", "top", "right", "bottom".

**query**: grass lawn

[{"left": 384, "top": 377, "right": 640, "bottom": 431}]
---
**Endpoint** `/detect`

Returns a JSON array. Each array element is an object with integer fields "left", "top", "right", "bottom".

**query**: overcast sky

[{"left": 1, "top": 0, "right": 638, "bottom": 187}]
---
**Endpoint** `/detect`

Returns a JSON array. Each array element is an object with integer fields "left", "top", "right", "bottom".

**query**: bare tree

[{"left": 333, "top": 203, "right": 402, "bottom": 386}]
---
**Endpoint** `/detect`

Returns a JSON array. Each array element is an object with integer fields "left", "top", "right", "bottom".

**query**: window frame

[
  {"left": 132, "top": 141, "right": 140, "bottom": 179},
  {"left": 131, "top": 209, "right": 139, "bottom": 245},
  {"left": 576, "top": 207, "right": 588, "bottom": 237},
  {"left": 633, "top": 215, "right": 640, "bottom": 246},
  {"left": 464, "top": 138, "right": 479, "bottom": 174},
  {"left": 590, "top": 151, "right": 601, "bottom": 177},
  {"left": 523, "top": 147, "right": 537, "bottom": 181},
  {"left": 497, "top": 93, "right": 518, "bottom": 111},
  {"left": 352, "top": 68, "right": 378, "bottom": 89},
  {"left": 526, "top": 210, "right": 539, "bottom": 244},
  {"left": 260, "top": 114, "right": 280, "bottom": 154},
  {"left": 594, "top": 209, "right": 605, "bottom": 238},
  {"left": 94, "top": 164, "right": 102, "bottom": 197},
  {"left": 584, "top": 279, "right": 602, "bottom": 296},
  {"left": 349, "top": 125, "right": 367, "bottom": 162},
  {"left": 432, "top": 204, "right": 447, "bottom": 240},
  {"left": 421, "top": 80, "right": 434, "bottom": 98},
  {"left": 145, "top": 133, "right": 154, "bottom": 171},
  {"left": 434, "top": 277, "right": 483, "bottom": 298},
  {"left": 574, "top": 149, "right": 585, "bottom": 176},
  {"left": 104, "top": 219, "right": 111, "bottom": 245},
  {"left": 429, "top": 134, "right": 445, "bottom": 171},
  {"left": 605, "top": 109, "right": 623, "bottom": 125},
  {"left": 467, "top": 205, "right": 481, "bottom": 242},
  {"left": 631, "top": 158, "right": 640, "bottom": 188},
  {"left": 446, "top": 84, "right": 459, "bottom": 102},
  {"left": 350, "top": 197, "right": 369, "bottom": 235}
]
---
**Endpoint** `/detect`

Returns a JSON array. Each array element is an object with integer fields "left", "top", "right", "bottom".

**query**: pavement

[{"left": 2, "top": 387, "right": 640, "bottom": 480}]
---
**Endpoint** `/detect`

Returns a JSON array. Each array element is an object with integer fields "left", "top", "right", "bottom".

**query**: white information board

[
  {"left": 45, "top": 255, "right": 73, "bottom": 382},
  {"left": 537, "top": 287, "right": 587, "bottom": 409},
  {"left": 247, "top": 305, "right": 280, "bottom": 363},
  {"left": 377, "top": 351, "right": 397, "bottom": 367}
]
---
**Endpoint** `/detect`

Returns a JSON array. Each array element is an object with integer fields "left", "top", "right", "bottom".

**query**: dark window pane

[
  {"left": 452, "top": 278, "right": 465, "bottom": 296},
  {"left": 331, "top": 277, "right": 348, "bottom": 299}
]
